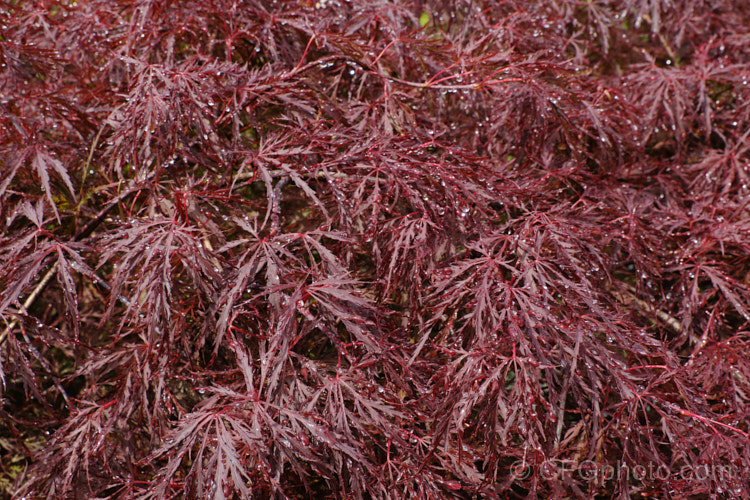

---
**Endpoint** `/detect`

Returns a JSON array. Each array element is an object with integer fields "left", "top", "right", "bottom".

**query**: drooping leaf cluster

[{"left": 1, "top": 0, "right": 750, "bottom": 498}]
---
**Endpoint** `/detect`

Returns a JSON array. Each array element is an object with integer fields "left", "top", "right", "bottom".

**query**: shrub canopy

[{"left": 1, "top": 0, "right": 750, "bottom": 498}]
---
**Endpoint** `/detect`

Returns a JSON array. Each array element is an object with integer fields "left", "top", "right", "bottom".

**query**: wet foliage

[{"left": 2, "top": 0, "right": 750, "bottom": 498}]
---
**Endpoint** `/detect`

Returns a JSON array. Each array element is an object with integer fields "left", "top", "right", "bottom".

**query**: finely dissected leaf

[{"left": 30, "top": 148, "right": 76, "bottom": 222}]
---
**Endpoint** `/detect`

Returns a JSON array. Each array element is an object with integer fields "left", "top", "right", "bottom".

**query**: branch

[
  {"left": 611, "top": 283, "right": 681, "bottom": 334},
  {"left": 0, "top": 265, "right": 57, "bottom": 348}
]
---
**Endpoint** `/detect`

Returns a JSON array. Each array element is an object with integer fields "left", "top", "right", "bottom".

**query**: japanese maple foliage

[{"left": 2, "top": 0, "right": 750, "bottom": 498}]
